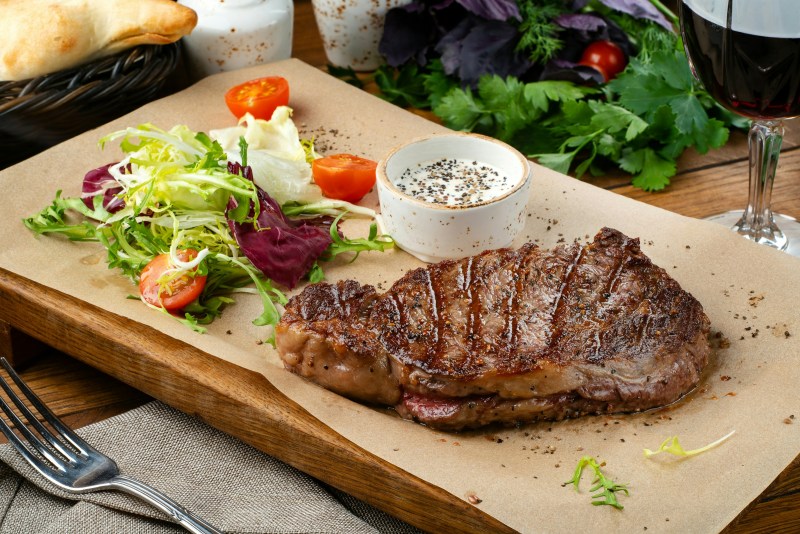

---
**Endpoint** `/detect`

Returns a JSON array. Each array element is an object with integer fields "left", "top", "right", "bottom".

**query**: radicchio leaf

[
  {"left": 597, "top": 0, "right": 673, "bottom": 31},
  {"left": 227, "top": 187, "right": 333, "bottom": 289},
  {"left": 81, "top": 163, "right": 126, "bottom": 213},
  {"left": 455, "top": 0, "right": 520, "bottom": 21}
]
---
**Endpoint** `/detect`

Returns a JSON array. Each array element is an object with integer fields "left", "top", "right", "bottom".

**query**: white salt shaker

[
  {"left": 312, "top": 0, "right": 411, "bottom": 71},
  {"left": 178, "top": 0, "right": 293, "bottom": 80}
]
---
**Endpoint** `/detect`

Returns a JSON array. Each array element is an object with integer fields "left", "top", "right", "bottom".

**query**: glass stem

[{"left": 734, "top": 120, "right": 788, "bottom": 250}]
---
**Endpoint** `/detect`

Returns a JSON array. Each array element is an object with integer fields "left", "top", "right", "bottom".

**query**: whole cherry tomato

[
  {"left": 139, "top": 249, "right": 207, "bottom": 312},
  {"left": 224, "top": 76, "right": 290, "bottom": 120},
  {"left": 312, "top": 154, "right": 378, "bottom": 203},
  {"left": 578, "top": 41, "right": 627, "bottom": 82}
]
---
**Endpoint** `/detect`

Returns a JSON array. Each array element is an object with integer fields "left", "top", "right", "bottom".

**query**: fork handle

[{"left": 109, "top": 475, "right": 223, "bottom": 534}]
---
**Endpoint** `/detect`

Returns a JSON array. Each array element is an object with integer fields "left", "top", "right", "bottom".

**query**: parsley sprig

[{"left": 566, "top": 456, "right": 629, "bottom": 510}]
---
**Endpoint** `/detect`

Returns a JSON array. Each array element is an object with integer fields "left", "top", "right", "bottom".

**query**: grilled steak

[{"left": 275, "top": 228, "right": 711, "bottom": 431}]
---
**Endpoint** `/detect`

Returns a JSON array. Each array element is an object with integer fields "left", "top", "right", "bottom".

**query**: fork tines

[{"left": 0, "top": 357, "right": 89, "bottom": 476}]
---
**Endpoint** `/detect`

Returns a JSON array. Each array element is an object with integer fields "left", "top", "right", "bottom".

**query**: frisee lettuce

[{"left": 24, "top": 107, "right": 391, "bottom": 334}]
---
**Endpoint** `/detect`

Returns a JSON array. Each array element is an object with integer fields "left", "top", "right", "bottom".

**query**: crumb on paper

[
  {"left": 748, "top": 294, "right": 765, "bottom": 307},
  {"left": 466, "top": 491, "right": 482, "bottom": 505}
]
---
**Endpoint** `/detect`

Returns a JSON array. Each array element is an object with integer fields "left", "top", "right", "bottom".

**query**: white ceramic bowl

[{"left": 377, "top": 133, "right": 531, "bottom": 263}]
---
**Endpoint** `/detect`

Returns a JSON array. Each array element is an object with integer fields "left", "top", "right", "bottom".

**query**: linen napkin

[{"left": 0, "top": 401, "right": 422, "bottom": 534}]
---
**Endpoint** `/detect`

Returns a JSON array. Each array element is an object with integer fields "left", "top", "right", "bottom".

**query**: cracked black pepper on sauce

[{"left": 394, "top": 158, "right": 514, "bottom": 206}]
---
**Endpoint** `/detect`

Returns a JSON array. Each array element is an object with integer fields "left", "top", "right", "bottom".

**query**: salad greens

[
  {"left": 24, "top": 107, "right": 392, "bottom": 334},
  {"left": 367, "top": 0, "right": 746, "bottom": 191}
]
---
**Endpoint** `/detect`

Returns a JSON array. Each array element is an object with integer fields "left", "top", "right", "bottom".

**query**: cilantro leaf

[
  {"left": 588, "top": 101, "right": 648, "bottom": 141},
  {"left": 524, "top": 81, "right": 597, "bottom": 112},
  {"left": 535, "top": 152, "right": 578, "bottom": 175},
  {"left": 669, "top": 94, "right": 709, "bottom": 136},
  {"left": 373, "top": 64, "right": 430, "bottom": 108},
  {"left": 435, "top": 87, "right": 485, "bottom": 131},
  {"left": 620, "top": 147, "right": 676, "bottom": 191}
]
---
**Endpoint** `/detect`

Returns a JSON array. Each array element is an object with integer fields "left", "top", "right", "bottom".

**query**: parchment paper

[{"left": 1, "top": 59, "right": 798, "bottom": 534}]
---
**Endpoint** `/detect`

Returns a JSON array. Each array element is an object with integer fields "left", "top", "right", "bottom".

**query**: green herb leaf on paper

[{"left": 566, "top": 456, "right": 629, "bottom": 510}]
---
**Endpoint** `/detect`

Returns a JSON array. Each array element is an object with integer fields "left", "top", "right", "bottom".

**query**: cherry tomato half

[
  {"left": 578, "top": 40, "right": 627, "bottom": 82},
  {"left": 139, "top": 249, "right": 207, "bottom": 312},
  {"left": 312, "top": 154, "right": 378, "bottom": 203},
  {"left": 224, "top": 76, "right": 290, "bottom": 120}
]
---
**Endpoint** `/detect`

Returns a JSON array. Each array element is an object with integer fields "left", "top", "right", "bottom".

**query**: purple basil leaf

[
  {"left": 82, "top": 163, "right": 126, "bottom": 214},
  {"left": 379, "top": 5, "right": 438, "bottom": 66},
  {"left": 437, "top": 19, "right": 530, "bottom": 85},
  {"left": 553, "top": 14, "right": 634, "bottom": 62},
  {"left": 227, "top": 188, "right": 333, "bottom": 289},
  {"left": 554, "top": 13, "right": 607, "bottom": 32},
  {"left": 604, "top": 17, "right": 637, "bottom": 58},
  {"left": 598, "top": 0, "right": 673, "bottom": 30},
  {"left": 430, "top": 0, "right": 455, "bottom": 10},
  {"left": 435, "top": 18, "right": 473, "bottom": 74},
  {"left": 455, "top": 0, "right": 520, "bottom": 21},
  {"left": 540, "top": 59, "right": 605, "bottom": 84}
]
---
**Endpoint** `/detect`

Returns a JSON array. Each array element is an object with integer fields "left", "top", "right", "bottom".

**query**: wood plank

[
  {"left": 609, "top": 147, "right": 800, "bottom": 219},
  {"left": 292, "top": 3, "right": 327, "bottom": 69},
  {"left": 0, "top": 351, "right": 150, "bottom": 439},
  {"left": 726, "top": 492, "right": 800, "bottom": 534},
  {"left": 0, "top": 268, "right": 513, "bottom": 534}
]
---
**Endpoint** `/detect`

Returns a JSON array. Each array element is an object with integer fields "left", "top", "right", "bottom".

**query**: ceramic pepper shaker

[
  {"left": 177, "top": 0, "right": 293, "bottom": 80},
  {"left": 311, "top": 0, "right": 411, "bottom": 71}
]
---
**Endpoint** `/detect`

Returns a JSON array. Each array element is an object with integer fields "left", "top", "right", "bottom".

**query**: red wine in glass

[{"left": 680, "top": 0, "right": 800, "bottom": 255}]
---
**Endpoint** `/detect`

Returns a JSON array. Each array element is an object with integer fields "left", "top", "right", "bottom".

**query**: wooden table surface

[{"left": 1, "top": 1, "right": 799, "bottom": 532}]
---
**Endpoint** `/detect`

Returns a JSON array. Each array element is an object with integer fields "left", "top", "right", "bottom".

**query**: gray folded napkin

[{"left": 0, "top": 401, "right": 422, "bottom": 534}]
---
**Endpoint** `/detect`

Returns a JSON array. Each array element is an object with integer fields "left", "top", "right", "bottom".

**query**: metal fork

[{"left": 0, "top": 357, "right": 222, "bottom": 534}]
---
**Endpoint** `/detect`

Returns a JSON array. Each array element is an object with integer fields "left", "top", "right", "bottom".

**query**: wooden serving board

[
  {"left": 0, "top": 271, "right": 509, "bottom": 533},
  {"left": 2, "top": 60, "right": 800, "bottom": 534}
]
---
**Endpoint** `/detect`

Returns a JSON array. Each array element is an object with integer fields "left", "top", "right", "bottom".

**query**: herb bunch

[{"left": 368, "top": 0, "right": 747, "bottom": 191}]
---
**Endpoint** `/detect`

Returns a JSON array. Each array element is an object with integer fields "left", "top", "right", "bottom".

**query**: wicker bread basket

[{"left": 0, "top": 43, "right": 181, "bottom": 168}]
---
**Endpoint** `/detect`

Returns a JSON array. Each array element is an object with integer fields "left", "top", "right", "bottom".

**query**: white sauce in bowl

[{"left": 393, "top": 157, "right": 516, "bottom": 206}]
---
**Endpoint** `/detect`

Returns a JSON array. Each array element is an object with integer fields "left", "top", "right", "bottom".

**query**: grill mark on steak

[
  {"left": 465, "top": 256, "right": 481, "bottom": 358},
  {"left": 547, "top": 245, "right": 584, "bottom": 363},
  {"left": 501, "top": 251, "right": 523, "bottom": 353},
  {"left": 592, "top": 240, "right": 630, "bottom": 359},
  {"left": 275, "top": 228, "right": 712, "bottom": 431},
  {"left": 426, "top": 268, "right": 441, "bottom": 368},
  {"left": 605, "top": 238, "right": 629, "bottom": 300}
]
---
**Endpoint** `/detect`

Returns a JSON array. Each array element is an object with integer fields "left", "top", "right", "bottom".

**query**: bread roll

[{"left": 0, "top": 0, "right": 197, "bottom": 81}]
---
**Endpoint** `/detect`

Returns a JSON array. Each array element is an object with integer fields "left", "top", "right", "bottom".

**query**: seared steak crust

[{"left": 276, "top": 228, "right": 711, "bottom": 431}]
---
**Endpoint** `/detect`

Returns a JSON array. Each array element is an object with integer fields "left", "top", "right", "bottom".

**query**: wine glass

[{"left": 679, "top": 0, "right": 800, "bottom": 255}]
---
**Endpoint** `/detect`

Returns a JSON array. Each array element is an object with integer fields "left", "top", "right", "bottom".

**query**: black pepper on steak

[{"left": 275, "top": 228, "right": 711, "bottom": 431}]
